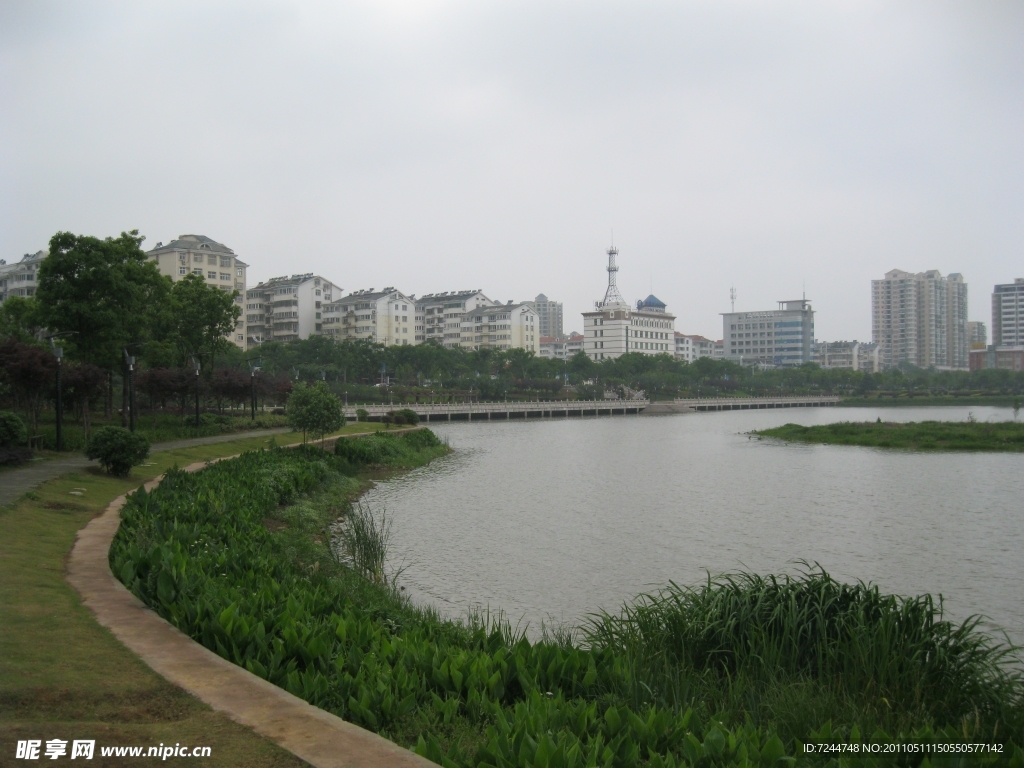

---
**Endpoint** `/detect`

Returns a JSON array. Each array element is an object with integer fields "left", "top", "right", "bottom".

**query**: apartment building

[
  {"left": 245, "top": 273, "right": 339, "bottom": 348},
  {"left": 322, "top": 288, "right": 416, "bottom": 346},
  {"left": 813, "top": 341, "right": 881, "bottom": 373},
  {"left": 463, "top": 302, "right": 539, "bottom": 352},
  {"left": 992, "top": 278, "right": 1024, "bottom": 348},
  {"left": 148, "top": 235, "right": 248, "bottom": 348},
  {"left": 415, "top": 290, "right": 498, "bottom": 348},
  {"left": 674, "top": 333, "right": 716, "bottom": 362},
  {"left": 0, "top": 250, "right": 46, "bottom": 305},
  {"left": 967, "top": 321, "right": 987, "bottom": 349},
  {"left": 722, "top": 299, "right": 814, "bottom": 366},
  {"left": 539, "top": 337, "right": 564, "bottom": 359},
  {"left": 526, "top": 294, "right": 564, "bottom": 339},
  {"left": 565, "top": 332, "right": 585, "bottom": 358},
  {"left": 871, "top": 269, "right": 968, "bottom": 370}
]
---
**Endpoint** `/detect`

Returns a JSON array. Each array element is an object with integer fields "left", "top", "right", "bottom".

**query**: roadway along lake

[{"left": 363, "top": 406, "right": 1024, "bottom": 643}]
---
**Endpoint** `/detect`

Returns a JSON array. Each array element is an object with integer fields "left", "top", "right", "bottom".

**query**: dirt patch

[{"left": 262, "top": 518, "right": 289, "bottom": 532}]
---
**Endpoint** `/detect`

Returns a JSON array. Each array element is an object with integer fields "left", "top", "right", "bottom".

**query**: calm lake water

[{"left": 362, "top": 406, "right": 1024, "bottom": 643}]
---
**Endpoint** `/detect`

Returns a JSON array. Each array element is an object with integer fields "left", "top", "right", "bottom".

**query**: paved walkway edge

[{"left": 66, "top": 454, "right": 432, "bottom": 768}]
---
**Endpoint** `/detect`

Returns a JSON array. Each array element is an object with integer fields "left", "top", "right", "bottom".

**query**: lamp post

[
  {"left": 123, "top": 349, "right": 136, "bottom": 433},
  {"left": 247, "top": 359, "right": 261, "bottom": 421},
  {"left": 191, "top": 356, "right": 200, "bottom": 428},
  {"left": 53, "top": 343, "right": 63, "bottom": 451}
]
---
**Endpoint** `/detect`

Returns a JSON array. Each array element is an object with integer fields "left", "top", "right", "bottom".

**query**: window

[
  {"left": 220, "top": 273, "right": 230, "bottom": 280},
  {"left": 316, "top": 289, "right": 321, "bottom": 296},
  {"left": 194, "top": 254, "right": 203, "bottom": 262},
  {"left": 193, "top": 268, "right": 203, "bottom": 275},
  {"left": 236, "top": 267, "right": 243, "bottom": 277},
  {"left": 178, "top": 267, "right": 187, "bottom": 276},
  {"left": 208, "top": 271, "right": 217, "bottom": 279}
]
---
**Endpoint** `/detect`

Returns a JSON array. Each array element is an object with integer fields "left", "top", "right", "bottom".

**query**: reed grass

[{"left": 755, "top": 420, "right": 1024, "bottom": 451}]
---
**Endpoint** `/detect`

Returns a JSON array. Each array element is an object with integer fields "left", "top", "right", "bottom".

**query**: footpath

[{"left": 0, "top": 428, "right": 290, "bottom": 508}]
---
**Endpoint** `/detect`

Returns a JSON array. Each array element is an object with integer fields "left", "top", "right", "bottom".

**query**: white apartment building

[
  {"left": 992, "top": 278, "right": 1024, "bottom": 348},
  {"left": 0, "top": 250, "right": 46, "bottom": 305},
  {"left": 463, "top": 302, "right": 539, "bottom": 352},
  {"left": 322, "top": 288, "right": 416, "bottom": 346},
  {"left": 148, "top": 235, "right": 248, "bottom": 349},
  {"left": 713, "top": 340, "right": 725, "bottom": 359},
  {"left": 245, "top": 273, "right": 339, "bottom": 348},
  {"left": 581, "top": 247, "right": 675, "bottom": 360},
  {"left": 565, "top": 332, "right": 585, "bottom": 358},
  {"left": 813, "top": 341, "right": 881, "bottom": 373},
  {"left": 723, "top": 299, "right": 814, "bottom": 366},
  {"left": 872, "top": 269, "right": 968, "bottom": 370},
  {"left": 416, "top": 290, "right": 499, "bottom": 348},
  {"left": 539, "top": 337, "right": 564, "bottom": 359},
  {"left": 674, "top": 333, "right": 716, "bottom": 362}
]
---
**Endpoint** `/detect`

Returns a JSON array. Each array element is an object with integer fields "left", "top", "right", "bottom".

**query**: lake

[{"left": 361, "top": 406, "right": 1024, "bottom": 643}]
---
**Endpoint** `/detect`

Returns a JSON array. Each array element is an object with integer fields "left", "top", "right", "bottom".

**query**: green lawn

[
  {"left": 754, "top": 420, "right": 1024, "bottom": 451},
  {"left": 0, "top": 423, "right": 392, "bottom": 766}
]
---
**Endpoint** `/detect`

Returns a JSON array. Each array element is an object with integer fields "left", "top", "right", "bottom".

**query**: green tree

[
  {"left": 0, "top": 296, "right": 44, "bottom": 342},
  {"left": 36, "top": 231, "right": 170, "bottom": 421},
  {"left": 160, "top": 273, "right": 241, "bottom": 369},
  {"left": 286, "top": 381, "right": 344, "bottom": 445}
]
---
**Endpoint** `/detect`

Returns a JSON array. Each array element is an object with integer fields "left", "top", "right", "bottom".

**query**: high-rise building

[
  {"left": 148, "top": 235, "right": 248, "bottom": 349},
  {"left": 871, "top": 269, "right": 968, "bottom": 370},
  {"left": 581, "top": 246, "right": 675, "bottom": 361},
  {"left": 245, "top": 273, "right": 340, "bottom": 348},
  {"left": 722, "top": 299, "right": 814, "bottom": 366},
  {"left": 322, "top": 288, "right": 416, "bottom": 346},
  {"left": 528, "top": 294, "right": 564, "bottom": 339},
  {"left": 992, "top": 278, "right": 1024, "bottom": 348},
  {"left": 967, "top": 321, "right": 987, "bottom": 349}
]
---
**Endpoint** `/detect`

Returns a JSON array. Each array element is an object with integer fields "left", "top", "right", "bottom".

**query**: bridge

[
  {"left": 343, "top": 395, "right": 840, "bottom": 422},
  {"left": 343, "top": 399, "right": 648, "bottom": 422},
  {"left": 645, "top": 395, "right": 841, "bottom": 413}
]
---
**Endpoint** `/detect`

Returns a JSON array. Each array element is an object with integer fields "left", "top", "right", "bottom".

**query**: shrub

[
  {"left": 396, "top": 408, "right": 419, "bottom": 425},
  {"left": 0, "top": 411, "right": 28, "bottom": 448},
  {"left": 85, "top": 426, "right": 150, "bottom": 476},
  {"left": 0, "top": 447, "right": 32, "bottom": 466},
  {"left": 355, "top": 408, "right": 369, "bottom": 422},
  {"left": 402, "top": 427, "right": 441, "bottom": 450}
]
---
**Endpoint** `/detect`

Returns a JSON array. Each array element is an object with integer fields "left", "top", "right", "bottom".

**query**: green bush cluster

[
  {"left": 755, "top": 421, "right": 1024, "bottom": 452},
  {"left": 110, "top": 442, "right": 1024, "bottom": 766},
  {"left": 85, "top": 426, "right": 150, "bottom": 476},
  {"left": 0, "top": 411, "right": 28, "bottom": 447}
]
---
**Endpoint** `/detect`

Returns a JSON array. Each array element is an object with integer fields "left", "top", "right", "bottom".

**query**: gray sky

[{"left": 3, "top": 1, "right": 1022, "bottom": 341}]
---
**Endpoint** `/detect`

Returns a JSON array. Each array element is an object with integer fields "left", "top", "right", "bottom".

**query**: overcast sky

[{"left": 2, "top": 1, "right": 1022, "bottom": 340}]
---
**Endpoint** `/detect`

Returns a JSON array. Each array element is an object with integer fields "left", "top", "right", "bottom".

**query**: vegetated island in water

[
  {"left": 754, "top": 420, "right": 1024, "bottom": 451},
  {"left": 108, "top": 426, "right": 1024, "bottom": 763}
]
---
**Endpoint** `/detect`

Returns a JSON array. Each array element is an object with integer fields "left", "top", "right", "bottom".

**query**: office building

[
  {"left": 147, "top": 235, "right": 248, "bottom": 349},
  {"left": 322, "top": 288, "right": 416, "bottom": 346},
  {"left": 245, "top": 273, "right": 339, "bottom": 348},
  {"left": 722, "top": 299, "right": 814, "bottom": 366},
  {"left": 581, "top": 247, "right": 675, "bottom": 360},
  {"left": 871, "top": 269, "right": 968, "bottom": 370}
]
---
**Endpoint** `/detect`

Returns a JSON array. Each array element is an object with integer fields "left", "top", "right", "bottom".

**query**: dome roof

[{"left": 637, "top": 294, "right": 666, "bottom": 309}]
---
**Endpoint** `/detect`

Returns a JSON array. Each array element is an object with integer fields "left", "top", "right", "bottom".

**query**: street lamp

[
  {"left": 48, "top": 332, "right": 75, "bottom": 452},
  {"left": 247, "top": 358, "right": 262, "bottom": 421},
  {"left": 191, "top": 356, "right": 200, "bottom": 428},
  {"left": 123, "top": 349, "right": 137, "bottom": 433}
]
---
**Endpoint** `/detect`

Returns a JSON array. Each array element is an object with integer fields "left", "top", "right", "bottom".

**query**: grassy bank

[
  {"left": 109, "top": 435, "right": 1024, "bottom": 766},
  {"left": 0, "top": 423, "right": 405, "bottom": 766},
  {"left": 754, "top": 420, "right": 1024, "bottom": 451}
]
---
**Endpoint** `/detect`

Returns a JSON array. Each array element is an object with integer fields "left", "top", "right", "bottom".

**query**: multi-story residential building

[
  {"left": 539, "top": 337, "right": 565, "bottom": 359},
  {"left": 992, "top": 278, "right": 1024, "bottom": 348},
  {"left": 967, "top": 321, "right": 987, "bottom": 349},
  {"left": 245, "top": 273, "right": 339, "bottom": 348},
  {"left": 463, "top": 302, "right": 539, "bottom": 352},
  {"left": 713, "top": 340, "right": 724, "bottom": 359},
  {"left": 722, "top": 299, "right": 814, "bottom": 366},
  {"left": 565, "top": 332, "right": 585, "bottom": 358},
  {"left": 0, "top": 250, "right": 46, "bottom": 304},
  {"left": 527, "top": 294, "right": 564, "bottom": 339},
  {"left": 415, "top": 290, "right": 498, "bottom": 348},
  {"left": 147, "top": 235, "right": 248, "bottom": 348},
  {"left": 871, "top": 269, "right": 968, "bottom": 370},
  {"left": 581, "top": 247, "right": 675, "bottom": 361},
  {"left": 813, "top": 341, "right": 881, "bottom": 373},
  {"left": 322, "top": 288, "right": 416, "bottom": 346},
  {"left": 674, "top": 333, "right": 716, "bottom": 362}
]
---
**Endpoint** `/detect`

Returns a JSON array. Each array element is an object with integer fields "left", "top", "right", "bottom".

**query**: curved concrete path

[
  {"left": 66, "top": 459, "right": 432, "bottom": 768},
  {"left": 0, "top": 427, "right": 291, "bottom": 508}
]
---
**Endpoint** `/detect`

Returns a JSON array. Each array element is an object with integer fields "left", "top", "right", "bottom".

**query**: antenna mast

[
  {"left": 730, "top": 286, "right": 736, "bottom": 313},
  {"left": 600, "top": 245, "right": 627, "bottom": 308}
]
